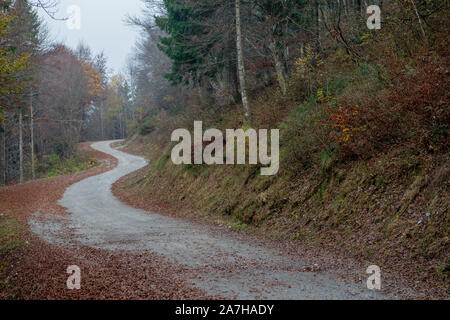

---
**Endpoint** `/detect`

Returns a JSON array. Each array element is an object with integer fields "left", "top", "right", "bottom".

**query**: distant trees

[
  {"left": 130, "top": 1, "right": 444, "bottom": 114},
  {"left": 124, "top": 0, "right": 448, "bottom": 162},
  {"left": 2, "top": 0, "right": 447, "bottom": 184},
  {"left": 131, "top": 0, "right": 331, "bottom": 121},
  {"left": 99, "top": 75, "right": 129, "bottom": 140},
  {"left": 36, "top": 45, "right": 95, "bottom": 155},
  {"left": 152, "top": 1, "right": 241, "bottom": 103},
  {"left": 0, "top": 0, "right": 112, "bottom": 185}
]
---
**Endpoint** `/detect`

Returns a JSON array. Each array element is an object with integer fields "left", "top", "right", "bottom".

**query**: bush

[
  {"left": 280, "top": 96, "right": 332, "bottom": 176},
  {"left": 37, "top": 152, "right": 97, "bottom": 178}
]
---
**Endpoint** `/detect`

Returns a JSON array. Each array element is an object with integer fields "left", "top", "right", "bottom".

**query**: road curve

[{"left": 30, "top": 140, "right": 389, "bottom": 299}]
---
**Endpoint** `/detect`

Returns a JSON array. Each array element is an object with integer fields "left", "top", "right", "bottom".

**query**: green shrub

[{"left": 37, "top": 152, "right": 97, "bottom": 178}]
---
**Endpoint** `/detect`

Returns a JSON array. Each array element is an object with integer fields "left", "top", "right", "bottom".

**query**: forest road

[{"left": 30, "top": 140, "right": 390, "bottom": 299}]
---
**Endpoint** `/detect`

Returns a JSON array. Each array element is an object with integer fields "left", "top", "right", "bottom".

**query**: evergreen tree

[{"left": 155, "top": 0, "right": 209, "bottom": 86}]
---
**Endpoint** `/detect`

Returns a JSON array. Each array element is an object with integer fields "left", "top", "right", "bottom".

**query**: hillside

[
  {"left": 113, "top": 36, "right": 449, "bottom": 298},
  {"left": 1, "top": 0, "right": 448, "bottom": 301}
]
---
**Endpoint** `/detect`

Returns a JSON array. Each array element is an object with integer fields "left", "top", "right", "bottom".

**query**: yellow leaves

[
  {"left": 81, "top": 61, "right": 103, "bottom": 99},
  {"left": 104, "top": 75, "right": 127, "bottom": 118},
  {"left": 295, "top": 56, "right": 307, "bottom": 69},
  {"left": 109, "top": 75, "right": 125, "bottom": 88},
  {"left": 0, "top": 52, "right": 30, "bottom": 73},
  {"left": 341, "top": 134, "right": 351, "bottom": 142},
  {"left": 360, "top": 33, "right": 370, "bottom": 42},
  {"left": 293, "top": 44, "right": 320, "bottom": 81},
  {"left": 0, "top": 12, "right": 14, "bottom": 37},
  {"left": 360, "top": 32, "right": 376, "bottom": 46},
  {"left": 0, "top": 53, "right": 30, "bottom": 96},
  {"left": 294, "top": 57, "right": 307, "bottom": 79},
  {"left": 341, "top": 128, "right": 352, "bottom": 142},
  {"left": 317, "top": 88, "right": 325, "bottom": 102},
  {"left": 305, "top": 44, "right": 314, "bottom": 61},
  {"left": 322, "top": 103, "right": 364, "bottom": 145},
  {"left": 0, "top": 11, "right": 32, "bottom": 101}
]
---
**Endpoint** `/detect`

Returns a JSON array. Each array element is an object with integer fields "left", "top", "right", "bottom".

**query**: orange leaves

[
  {"left": 315, "top": 87, "right": 359, "bottom": 145},
  {"left": 0, "top": 12, "right": 14, "bottom": 37},
  {"left": 322, "top": 106, "right": 360, "bottom": 144},
  {"left": 81, "top": 61, "right": 103, "bottom": 100},
  {"left": 0, "top": 10, "right": 31, "bottom": 102}
]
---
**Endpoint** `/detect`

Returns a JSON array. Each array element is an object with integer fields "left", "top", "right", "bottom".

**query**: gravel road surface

[{"left": 30, "top": 140, "right": 389, "bottom": 299}]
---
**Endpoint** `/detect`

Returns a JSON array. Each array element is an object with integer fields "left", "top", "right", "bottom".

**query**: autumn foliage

[
  {"left": 321, "top": 50, "right": 449, "bottom": 159},
  {"left": 0, "top": 9, "right": 30, "bottom": 112}
]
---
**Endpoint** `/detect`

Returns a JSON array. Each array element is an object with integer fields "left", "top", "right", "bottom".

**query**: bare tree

[{"left": 235, "top": 0, "right": 250, "bottom": 122}]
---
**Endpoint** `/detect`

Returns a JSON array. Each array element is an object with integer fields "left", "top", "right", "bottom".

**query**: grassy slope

[
  {"left": 0, "top": 215, "right": 25, "bottom": 293},
  {"left": 117, "top": 59, "right": 449, "bottom": 297},
  {"left": 35, "top": 143, "right": 100, "bottom": 179},
  {"left": 119, "top": 135, "right": 449, "bottom": 295}
]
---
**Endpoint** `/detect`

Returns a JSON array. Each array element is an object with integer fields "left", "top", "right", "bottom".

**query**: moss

[
  {"left": 231, "top": 220, "right": 248, "bottom": 231},
  {"left": 154, "top": 149, "right": 171, "bottom": 170}
]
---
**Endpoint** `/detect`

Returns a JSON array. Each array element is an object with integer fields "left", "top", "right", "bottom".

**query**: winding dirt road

[{"left": 30, "top": 140, "right": 389, "bottom": 299}]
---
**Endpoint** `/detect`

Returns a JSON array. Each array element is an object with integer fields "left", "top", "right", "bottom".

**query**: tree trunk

[
  {"left": 268, "top": 39, "right": 288, "bottom": 95},
  {"left": 19, "top": 109, "right": 24, "bottom": 184},
  {"left": 227, "top": 35, "right": 239, "bottom": 103},
  {"left": 1, "top": 121, "right": 6, "bottom": 185},
  {"left": 316, "top": 1, "right": 321, "bottom": 48},
  {"left": 235, "top": 0, "right": 250, "bottom": 122},
  {"left": 409, "top": 0, "right": 427, "bottom": 43},
  {"left": 30, "top": 90, "right": 35, "bottom": 179},
  {"left": 100, "top": 104, "right": 104, "bottom": 140},
  {"left": 120, "top": 111, "right": 125, "bottom": 139}
]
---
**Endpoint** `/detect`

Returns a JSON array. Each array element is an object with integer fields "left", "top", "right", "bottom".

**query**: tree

[
  {"left": 0, "top": 0, "right": 41, "bottom": 184},
  {"left": 34, "top": 45, "right": 97, "bottom": 159},
  {"left": 148, "top": 0, "right": 249, "bottom": 115},
  {"left": 0, "top": 2, "right": 31, "bottom": 112},
  {"left": 103, "top": 75, "right": 128, "bottom": 139},
  {"left": 235, "top": 0, "right": 250, "bottom": 121}
]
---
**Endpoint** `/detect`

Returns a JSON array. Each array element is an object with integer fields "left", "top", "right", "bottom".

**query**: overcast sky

[{"left": 38, "top": 0, "right": 144, "bottom": 74}]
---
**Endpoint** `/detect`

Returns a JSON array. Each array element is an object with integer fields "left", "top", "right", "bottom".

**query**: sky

[{"left": 37, "top": 0, "right": 145, "bottom": 74}]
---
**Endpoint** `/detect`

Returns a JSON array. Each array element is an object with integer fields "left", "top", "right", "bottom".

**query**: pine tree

[{"left": 155, "top": 0, "right": 208, "bottom": 86}]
